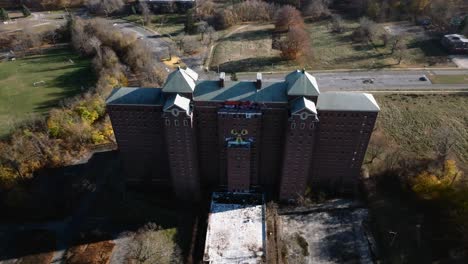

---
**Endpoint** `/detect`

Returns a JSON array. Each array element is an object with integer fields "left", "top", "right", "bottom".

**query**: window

[
  {"left": 291, "top": 122, "right": 296, "bottom": 129},
  {"left": 174, "top": 120, "right": 179, "bottom": 126}
]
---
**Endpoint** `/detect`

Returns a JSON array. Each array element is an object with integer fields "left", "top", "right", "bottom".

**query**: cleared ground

[
  {"left": 0, "top": 48, "right": 94, "bottom": 137},
  {"left": 279, "top": 200, "right": 373, "bottom": 263},
  {"left": 210, "top": 19, "right": 454, "bottom": 73}
]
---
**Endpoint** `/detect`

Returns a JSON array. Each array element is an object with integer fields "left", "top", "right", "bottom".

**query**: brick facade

[{"left": 106, "top": 69, "right": 380, "bottom": 201}]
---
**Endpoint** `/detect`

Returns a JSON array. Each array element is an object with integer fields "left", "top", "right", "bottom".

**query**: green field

[
  {"left": 210, "top": 18, "right": 453, "bottom": 72},
  {"left": 428, "top": 74, "right": 468, "bottom": 84},
  {"left": 122, "top": 14, "right": 186, "bottom": 37},
  {"left": 0, "top": 48, "right": 94, "bottom": 137}
]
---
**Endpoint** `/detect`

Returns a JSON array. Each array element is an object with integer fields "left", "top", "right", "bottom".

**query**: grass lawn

[
  {"left": 428, "top": 74, "right": 468, "bottom": 84},
  {"left": 0, "top": 48, "right": 94, "bottom": 138},
  {"left": 122, "top": 13, "right": 186, "bottom": 37},
  {"left": 209, "top": 19, "right": 453, "bottom": 73},
  {"left": 374, "top": 94, "right": 468, "bottom": 164}
]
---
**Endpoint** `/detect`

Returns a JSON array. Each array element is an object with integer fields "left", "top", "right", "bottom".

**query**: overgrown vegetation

[{"left": 365, "top": 94, "right": 468, "bottom": 261}]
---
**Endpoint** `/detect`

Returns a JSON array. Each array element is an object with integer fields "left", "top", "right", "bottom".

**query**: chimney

[
  {"left": 219, "top": 72, "right": 225, "bottom": 88},
  {"left": 301, "top": 68, "right": 306, "bottom": 74},
  {"left": 255, "top": 73, "right": 262, "bottom": 89}
]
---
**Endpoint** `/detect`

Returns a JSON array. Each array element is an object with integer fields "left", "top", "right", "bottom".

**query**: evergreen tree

[
  {"left": 184, "top": 9, "right": 196, "bottom": 34},
  {"left": 22, "top": 5, "right": 31, "bottom": 18},
  {"left": 0, "top": 8, "right": 9, "bottom": 21}
]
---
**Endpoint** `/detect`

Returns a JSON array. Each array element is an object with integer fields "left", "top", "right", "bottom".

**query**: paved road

[{"left": 110, "top": 19, "right": 206, "bottom": 74}]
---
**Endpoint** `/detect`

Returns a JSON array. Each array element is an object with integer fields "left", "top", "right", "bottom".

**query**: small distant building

[{"left": 442, "top": 34, "right": 468, "bottom": 54}]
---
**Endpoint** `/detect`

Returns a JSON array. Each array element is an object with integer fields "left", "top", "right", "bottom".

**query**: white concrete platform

[{"left": 203, "top": 192, "right": 265, "bottom": 264}]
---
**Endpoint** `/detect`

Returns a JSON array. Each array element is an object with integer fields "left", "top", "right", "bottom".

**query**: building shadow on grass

[
  {"left": 223, "top": 27, "right": 274, "bottom": 42},
  {"left": 0, "top": 150, "right": 203, "bottom": 263},
  {"left": 33, "top": 66, "right": 96, "bottom": 111},
  {"left": 214, "top": 56, "right": 287, "bottom": 73}
]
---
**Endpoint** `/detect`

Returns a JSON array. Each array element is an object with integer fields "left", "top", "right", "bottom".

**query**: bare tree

[
  {"left": 330, "top": 14, "right": 344, "bottom": 33},
  {"left": 279, "top": 26, "right": 310, "bottom": 60},
  {"left": 303, "top": 0, "right": 331, "bottom": 21},
  {"left": 126, "top": 223, "right": 183, "bottom": 264},
  {"left": 275, "top": 5, "right": 304, "bottom": 32},
  {"left": 85, "top": 0, "right": 124, "bottom": 16},
  {"left": 139, "top": 1, "right": 152, "bottom": 26}
]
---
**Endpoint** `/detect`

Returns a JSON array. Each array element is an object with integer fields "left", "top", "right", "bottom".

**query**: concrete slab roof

[
  {"left": 203, "top": 192, "right": 265, "bottom": 264},
  {"left": 105, "top": 87, "right": 163, "bottom": 105},
  {"left": 317, "top": 92, "right": 380, "bottom": 112},
  {"left": 193, "top": 80, "right": 288, "bottom": 102}
]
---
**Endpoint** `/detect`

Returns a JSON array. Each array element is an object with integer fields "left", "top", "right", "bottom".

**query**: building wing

[{"left": 317, "top": 92, "right": 380, "bottom": 112}]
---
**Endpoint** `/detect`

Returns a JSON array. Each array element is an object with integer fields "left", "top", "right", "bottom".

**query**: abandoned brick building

[{"left": 106, "top": 68, "right": 380, "bottom": 201}]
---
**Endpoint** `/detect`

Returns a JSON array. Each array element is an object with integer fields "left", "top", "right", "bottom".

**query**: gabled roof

[
  {"left": 162, "top": 67, "right": 198, "bottom": 94},
  {"left": 106, "top": 87, "right": 163, "bottom": 105},
  {"left": 317, "top": 92, "right": 380, "bottom": 112},
  {"left": 163, "top": 94, "right": 191, "bottom": 114},
  {"left": 285, "top": 70, "right": 320, "bottom": 97},
  {"left": 291, "top": 96, "right": 317, "bottom": 114}
]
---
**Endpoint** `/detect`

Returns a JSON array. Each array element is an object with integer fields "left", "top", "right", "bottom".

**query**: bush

[
  {"left": 352, "top": 17, "right": 378, "bottom": 42},
  {"left": 330, "top": 14, "right": 344, "bottom": 33}
]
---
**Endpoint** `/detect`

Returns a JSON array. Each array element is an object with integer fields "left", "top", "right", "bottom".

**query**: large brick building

[{"left": 106, "top": 68, "right": 380, "bottom": 201}]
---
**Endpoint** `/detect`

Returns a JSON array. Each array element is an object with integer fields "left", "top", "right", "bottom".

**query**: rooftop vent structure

[
  {"left": 219, "top": 72, "right": 225, "bottom": 88},
  {"left": 256, "top": 73, "right": 262, "bottom": 89}
]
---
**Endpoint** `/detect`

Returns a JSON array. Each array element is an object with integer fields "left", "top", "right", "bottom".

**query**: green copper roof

[
  {"left": 285, "top": 70, "right": 320, "bottom": 96},
  {"left": 162, "top": 67, "right": 198, "bottom": 93},
  {"left": 106, "top": 87, "right": 163, "bottom": 105},
  {"left": 193, "top": 81, "right": 288, "bottom": 102},
  {"left": 317, "top": 92, "right": 380, "bottom": 112},
  {"left": 290, "top": 96, "right": 317, "bottom": 114}
]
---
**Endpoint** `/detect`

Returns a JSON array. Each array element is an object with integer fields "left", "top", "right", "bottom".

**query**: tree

[
  {"left": 85, "top": 0, "right": 124, "bottom": 16},
  {"left": 275, "top": 5, "right": 304, "bottom": 31},
  {"left": 126, "top": 223, "right": 183, "bottom": 264},
  {"left": 279, "top": 26, "right": 310, "bottom": 60},
  {"left": 197, "top": 20, "right": 208, "bottom": 41},
  {"left": 352, "top": 17, "right": 378, "bottom": 43},
  {"left": 303, "top": 0, "right": 330, "bottom": 21},
  {"left": 22, "top": 5, "right": 31, "bottom": 17},
  {"left": 330, "top": 14, "right": 344, "bottom": 33},
  {"left": 139, "top": 1, "right": 152, "bottom": 26},
  {"left": 0, "top": 8, "right": 9, "bottom": 21},
  {"left": 393, "top": 40, "right": 407, "bottom": 65},
  {"left": 185, "top": 8, "right": 197, "bottom": 34}
]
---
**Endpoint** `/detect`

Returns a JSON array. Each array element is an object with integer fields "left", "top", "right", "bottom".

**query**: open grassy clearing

[
  {"left": 0, "top": 48, "right": 94, "bottom": 138},
  {"left": 122, "top": 13, "right": 186, "bottom": 37},
  {"left": 210, "top": 18, "right": 453, "bottom": 73},
  {"left": 374, "top": 94, "right": 468, "bottom": 164},
  {"left": 428, "top": 74, "right": 468, "bottom": 84}
]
